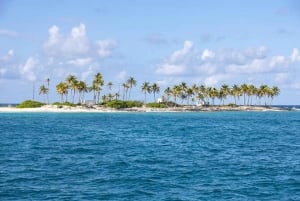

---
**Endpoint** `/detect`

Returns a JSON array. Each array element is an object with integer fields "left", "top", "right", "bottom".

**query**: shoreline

[{"left": 0, "top": 105, "right": 295, "bottom": 113}]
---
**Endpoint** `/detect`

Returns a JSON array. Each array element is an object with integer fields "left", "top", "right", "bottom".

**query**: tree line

[{"left": 38, "top": 72, "right": 280, "bottom": 106}]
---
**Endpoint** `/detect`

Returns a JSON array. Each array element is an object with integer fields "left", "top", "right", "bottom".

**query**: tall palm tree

[
  {"left": 39, "top": 84, "right": 48, "bottom": 103},
  {"left": 191, "top": 84, "right": 199, "bottom": 105},
  {"left": 172, "top": 85, "right": 181, "bottom": 105},
  {"left": 152, "top": 83, "right": 160, "bottom": 102},
  {"left": 186, "top": 88, "right": 194, "bottom": 106},
  {"left": 93, "top": 73, "right": 104, "bottom": 104},
  {"left": 127, "top": 76, "right": 137, "bottom": 100},
  {"left": 66, "top": 75, "right": 78, "bottom": 103},
  {"left": 258, "top": 84, "right": 270, "bottom": 106},
  {"left": 247, "top": 84, "right": 257, "bottom": 105},
  {"left": 231, "top": 84, "right": 241, "bottom": 105},
  {"left": 179, "top": 82, "right": 188, "bottom": 104},
  {"left": 56, "top": 81, "right": 68, "bottom": 103},
  {"left": 122, "top": 83, "right": 130, "bottom": 101},
  {"left": 199, "top": 85, "right": 207, "bottom": 104},
  {"left": 270, "top": 86, "right": 280, "bottom": 106},
  {"left": 45, "top": 78, "right": 50, "bottom": 104},
  {"left": 220, "top": 84, "right": 230, "bottom": 105},
  {"left": 114, "top": 92, "right": 120, "bottom": 100},
  {"left": 241, "top": 83, "right": 249, "bottom": 106},
  {"left": 107, "top": 81, "right": 113, "bottom": 94},
  {"left": 164, "top": 87, "right": 172, "bottom": 103},
  {"left": 141, "top": 82, "right": 151, "bottom": 104},
  {"left": 207, "top": 87, "right": 219, "bottom": 106},
  {"left": 77, "top": 81, "right": 88, "bottom": 104}
]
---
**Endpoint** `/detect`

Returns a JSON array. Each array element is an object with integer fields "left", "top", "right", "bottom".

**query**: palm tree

[
  {"left": 186, "top": 88, "right": 194, "bottom": 106},
  {"left": 66, "top": 75, "right": 78, "bottom": 103},
  {"left": 241, "top": 83, "right": 249, "bottom": 106},
  {"left": 191, "top": 84, "right": 199, "bottom": 105},
  {"left": 152, "top": 83, "right": 160, "bottom": 102},
  {"left": 114, "top": 92, "right": 120, "bottom": 100},
  {"left": 207, "top": 87, "right": 219, "bottom": 106},
  {"left": 231, "top": 84, "right": 241, "bottom": 105},
  {"left": 141, "top": 82, "right": 151, "bottom": 104},
  {"left": 179, "top": 82, "right": 188, "bottom": 104},
  {"left": 270, "top": 86, "right": 280, "bottom": 105},
  {"left": 45, "top": 78, "right": 50, "bottom": 104},
  {"left": 77, "top": 81, "right": 88, "bottom": 104},
  {"left": 172, "top": 85, "right": 181, "bottom": 105},
  {"left": 127, "top": 76, "right": 137, "bottom": 100},
  {"left": 56, "top": 81, "right": 68, "bottom": 103},
  {"left": 107, "top": 93, "right": 114, "bottom": 101},
  {"left": 247, "top": 84, "right": 257, "bottom": 105},
  {"left": 258, "top": 85, "right": 270, "bottom": 106},
  {"left": 199, "top": 85, "right": 207, "bottom": 104},
  {"left": 93, "top": 73, "right": 104, "bottom": 104},
  {"left": 164, "top": 87, "right": 172, "bottom": 103},
  {"left": 107, "top": 81, "right": 113, "bottom": 94},
  {"left": 39, "top": 84, "right": 48, "bottom": 103},
  {"left": 220, "top": 84, "right": 230, "bottom": 105},
  {"left": 122, "top": 83, "right": 130, "bottom": 101}
]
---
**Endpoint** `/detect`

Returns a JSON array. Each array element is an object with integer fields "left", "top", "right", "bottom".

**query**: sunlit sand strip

[{"left": 0, "top": 105, "right": 291, "bottom": 113}]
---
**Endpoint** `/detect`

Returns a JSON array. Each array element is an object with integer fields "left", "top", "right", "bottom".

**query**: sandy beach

[{"left": 0, "top": 105, "right": 290, "bottom": 113}]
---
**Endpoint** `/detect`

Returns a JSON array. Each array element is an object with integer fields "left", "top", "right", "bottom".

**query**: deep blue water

[{"left": 0, "top": 111, "right": 299, "bottom": 200}]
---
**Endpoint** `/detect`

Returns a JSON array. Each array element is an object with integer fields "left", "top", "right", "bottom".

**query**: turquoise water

[{"left": 0, "top": 112, "right": 299, "bottom": 200}]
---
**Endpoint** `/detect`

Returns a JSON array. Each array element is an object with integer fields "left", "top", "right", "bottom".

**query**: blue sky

[{"left": 0, "top": 0, "right": 300, "bottom": 104}]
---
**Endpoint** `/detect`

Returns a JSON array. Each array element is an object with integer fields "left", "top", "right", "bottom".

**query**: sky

[{"left": 0, "top": 0, "right": 300, "bottom": 104}]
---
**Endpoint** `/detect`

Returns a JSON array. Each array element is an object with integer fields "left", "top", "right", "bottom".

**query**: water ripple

[{"left": 0, "top": 112, "right": 299, "bottom": 200}]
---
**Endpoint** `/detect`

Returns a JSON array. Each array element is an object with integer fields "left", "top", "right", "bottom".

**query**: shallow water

[{"left": 0, "top": 112, "right": 299, "bottom": 200}]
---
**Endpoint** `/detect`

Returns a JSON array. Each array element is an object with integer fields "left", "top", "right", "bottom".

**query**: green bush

[
  {"left": 227, "top": 103, "right": 238, "bottom": 107},
  {"left": 52, "top": 102, "right": 77, "bottom": 107},
  {"left": 146, "top": 102, "right": 167, "bottom": 108},
  {"left": 125, "top": 101, "right": 143, "bottom": 108},
  {"left": 16, "top": 100, "right": 45, "bottom": 108},
  {"left": 104, "top": 100, "right": 143, "bottom": 109}
]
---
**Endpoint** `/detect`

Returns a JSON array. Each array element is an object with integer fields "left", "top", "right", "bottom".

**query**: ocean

[{"left": 0, "top": 111, "right": 299, "bottom": 200}]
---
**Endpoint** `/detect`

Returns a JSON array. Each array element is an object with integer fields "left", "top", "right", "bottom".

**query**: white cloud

[
  {"left": 201, "top": 49, "right": 215, "bottom": 61},
  {"left": 0, "top": 49, "right": 14, "bottom": 62},
  {"left": 204, "top": 74, "right": 232, "bottom": 87},
  {"left": 43, "top": 23, "right": 90, "bottom": 58},
  {"left": 19, "top": 57, "right": 40, "bottom": 82},
  {"left": 67, "top": 57, "right": 93, "bottom": 67},
  {"left": 269, "top": 55, "right": 288, "bottom": 68},
  {"left": 170, "top": 40, "right": 193, "bottom": 63},
  {"left": 291, "top": 48, "right": 300, "bottom": 62},
  {"left": 244, "top": 46, "right": 267, "bottom": 59},
  {"left": 196, "top": 63, "right": 217, "bottom": 75},
  {"left": 96, "top": 39, "right": 116, "bottom": 58},
  {"left": 155, "top": 41, "right": 194, "bottom": 76},
  {"left": 81, "top": 67, "right": 94, "bottom": 81},
  {"left": 155, "top": 64, "right": 185, "bottom": 75}
]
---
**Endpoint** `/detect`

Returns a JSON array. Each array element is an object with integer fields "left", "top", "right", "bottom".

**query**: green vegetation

[
  {"left": 52, "top": 102, "right": 78, "bottom": 107},
  {"left": 146, "top": 102, "right": 167, "bottom": 108},
  {"left": 16, "top": 100, "right": 45, "bottom": 108},
  {"left": 103, "top": 100, "right": 143, "bottom": 109}
]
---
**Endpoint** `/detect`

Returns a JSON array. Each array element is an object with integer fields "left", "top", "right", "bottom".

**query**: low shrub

[
  {"left": 104, "top": 100, "right": 143, "bottom": 109},
  {"left": 146, "top": 102, "right": 167, "bottom": 108},
  {"left": 16, "top": 100, "right": 45, "bottom": 108},
  {"left": 52, "top": 102, "right": 77, "bottom": 107}
]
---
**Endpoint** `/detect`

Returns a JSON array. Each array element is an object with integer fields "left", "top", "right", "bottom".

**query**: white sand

[
  {"left": 0, "top": 105, "right": 288, "bottom": 113},
  {"left": 0, "top": 105, "right": 120, "bottom": 113}
]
